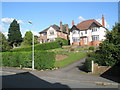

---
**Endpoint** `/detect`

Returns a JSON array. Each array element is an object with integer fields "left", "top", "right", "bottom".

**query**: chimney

[
  {"left": 72, "top": 20, "right": 74, "bottom": 26},
  {"left": 60, "top": 21, "right": 62, "bottom": 31},
  {"left": 66, "top": 24, "right": 69, "bottom": 33},
  {"left": 102, "top": 15, "right": 105, "bottom": 27}
]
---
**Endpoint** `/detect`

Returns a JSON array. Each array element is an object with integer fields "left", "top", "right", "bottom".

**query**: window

[
  {"left": 92, "top": 35, "right": 99, "bottom": 41},
  {"left": 85, "top": 31, "right": 87, "bottom": 34},
  {"left": 81, "top": 32, "right": 83, "bottom": 36},
  {"left": 73, "top": 30, "right": 79, "bottom": 34},
  {"left": 43, "top": 33, "right": 46, "bottom": 36},
  {"left": 49, "top": 39, "right": 54, "bottom": 42},
  {"left": 49, "top": 30, "right": 54, "bottom": 35},
  {"left": 72, "top": 37, "right": 80, "bottom": 43},
  {"left": 92, "top": 27, "right": 97, "bottom": 32}
]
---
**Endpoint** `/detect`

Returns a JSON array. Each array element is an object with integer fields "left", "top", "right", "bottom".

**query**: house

[
  {"left": 38, "top": 21, "right": 69, "bottom": 43},
  {"left": 69, "top": 15, "right": 107, "bottom": 46}
]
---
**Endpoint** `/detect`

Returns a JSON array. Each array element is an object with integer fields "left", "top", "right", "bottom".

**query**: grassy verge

[{"left": 54, "top": 52, "right": 87, "bottom": 68}]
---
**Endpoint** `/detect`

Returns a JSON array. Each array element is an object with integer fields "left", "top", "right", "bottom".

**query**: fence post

[{"left": 92, "top": 60, "right": 94, "bottom": 73}]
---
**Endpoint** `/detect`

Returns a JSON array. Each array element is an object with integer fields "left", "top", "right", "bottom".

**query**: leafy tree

[
  {"left": 34, "top": 35, "right": 39, "bottom": 45},
  {"left": 8, "top": 19, "right": 22, "bottom": 47},
  {"left": 85, "top": 23, "right": 120, "bottom": 67},
  {"left": 55, "top": 37, "right": 68, "bottom": 47},
  {"left": 0, "top": 32, "right": 11, "bottom": 52},
  {"left": 22, "top": 31, "right": 33, "bottom": 46},
  {"left": 99, "top": 23, "right": 120, "bottom": 66}
]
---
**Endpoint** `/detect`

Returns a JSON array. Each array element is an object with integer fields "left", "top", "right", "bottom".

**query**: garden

[{"left": 1, "top": 38, "right": 88, "bottom": 70}]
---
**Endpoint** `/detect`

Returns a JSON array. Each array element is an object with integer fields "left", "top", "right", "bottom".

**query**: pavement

[{"left": 1, "top": 57, "right": 120, "bottom": 88}]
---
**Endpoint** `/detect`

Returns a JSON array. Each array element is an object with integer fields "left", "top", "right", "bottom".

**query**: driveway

[{"left": 1, "top": 58, "right": 119, "bottom": 88}]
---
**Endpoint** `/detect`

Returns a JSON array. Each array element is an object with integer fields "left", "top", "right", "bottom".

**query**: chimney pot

[
  {"left": 102, "top": 15, "right": 105, "bottom": 27},
  {"left": 72, "top": 20, "right": 74, "bottom": 26},
  {"left": 60, "top": 21, "right": 62, "bottom": 31},
  {"left": 66, "top": 24, "right": 69, "bottom": 33}
]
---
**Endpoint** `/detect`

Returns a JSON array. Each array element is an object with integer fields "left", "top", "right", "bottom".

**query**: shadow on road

[
  {"left": 2, "top": 72, "right": 71, "bottom": 89},
  {"left": 100, "top": 62, "right": 120, "bottom": 83},
  {"left": 76, "top": 62, "right": 86, "bottom": 72}
]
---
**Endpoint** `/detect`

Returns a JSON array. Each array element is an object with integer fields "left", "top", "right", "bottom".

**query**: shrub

[
  {"left": 2, "top": 51, "right": 55, "bottom": 70},
  {"left": 84, "top": 58, "right": 92, "bottom": 72},
  {"left": 10, "top": 41, "right": 61, "bottom": 52},
  {"left": 69, "top": 48, "right": 75, "bottom": 51},
  {"left": 34, "top": 51, "right": 55, "bottom": 70},
  {"left": 89, "top": 46, "right": 94, "bottom": 50}
]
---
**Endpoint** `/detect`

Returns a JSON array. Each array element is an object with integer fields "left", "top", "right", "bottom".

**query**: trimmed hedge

[
  {"left": 84, "top": 58, "right": 92, "bottom": 72},
  {"left": 10, "top": 41, "right": 61, "bottom": 52},
  {"left": 2, "top": 51, "right": 55, "bottom": 70}
]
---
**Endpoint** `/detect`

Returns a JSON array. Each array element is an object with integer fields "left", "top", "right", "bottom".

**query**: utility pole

[{"left": 28, "top": 21, "right": 34, "bottom": 70}]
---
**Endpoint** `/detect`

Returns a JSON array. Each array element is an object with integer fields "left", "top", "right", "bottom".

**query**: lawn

[{"left": 54, "top": 52, "right": 87, "bottom": 68}]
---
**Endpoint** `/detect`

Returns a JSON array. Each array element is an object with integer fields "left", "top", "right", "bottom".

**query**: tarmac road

[{"left": 1, "top": 57, "right": 119, "bottom": 88}]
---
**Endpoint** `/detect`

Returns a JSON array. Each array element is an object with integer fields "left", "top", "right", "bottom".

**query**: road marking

[{"left": 0, "top": 71, "right": 16, "bottom": 74}]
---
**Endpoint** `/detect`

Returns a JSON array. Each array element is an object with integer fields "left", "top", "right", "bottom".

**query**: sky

[{"left": 1, "top": 2, "right": 118, "bottom": 38}]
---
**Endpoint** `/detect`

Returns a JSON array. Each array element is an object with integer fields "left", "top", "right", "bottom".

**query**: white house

[{"left": 69, "top": 15, "right": 107, "bottom": 46}]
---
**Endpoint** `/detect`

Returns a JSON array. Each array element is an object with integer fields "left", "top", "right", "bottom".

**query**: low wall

[{"left": 93, "top": 63, "right": 111, "bottom": 75}]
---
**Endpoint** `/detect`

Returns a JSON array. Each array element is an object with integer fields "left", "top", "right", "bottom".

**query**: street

[{"left": 1, "top": 58, "right": 119, "bottom": 88}]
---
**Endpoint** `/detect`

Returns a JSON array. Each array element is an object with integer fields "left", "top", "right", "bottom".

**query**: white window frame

[
  {"left": 49, "top": 30, "right": 54, "bottom": 35},
  {"left": 92, "top": 35, "right": 99, "bottom": 41},
  {"left": 72, "top": 37, "right": 80, "bottom": 43},
  {"left": 92, "top": 27, "right": 97, "bottom": 32}
]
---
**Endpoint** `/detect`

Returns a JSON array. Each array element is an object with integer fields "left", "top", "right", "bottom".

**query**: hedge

[
  {"left": 2, "top": 51, "right": 55, "bottom": 70},
  {"left": 10, "top": 41, "right": 61, "bottom": 52}
]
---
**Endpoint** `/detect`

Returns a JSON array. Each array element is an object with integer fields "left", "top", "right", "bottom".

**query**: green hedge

[
  {"left": 2, "top": 51, "right": 55, "bottom": 70},
  {"left": 84, "top": 58, "right": 92, "bottom": 72},
  {"left": 10, "top": 41, "right": 61, "bottom": 52}
]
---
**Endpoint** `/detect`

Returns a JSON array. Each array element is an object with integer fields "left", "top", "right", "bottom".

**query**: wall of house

[
  {"left": 69, "top": 27, "right": 106, "bottom": 46},
  {"left": 91, "top": 27, "right": 106, "bottom": 41},
  {"left": 47, "top": 27, "right": 57, "bottom": 41},
  {"left": 57, "top": 32, "right": 68, "bottom": 40},
  {"left": 69, "top": 30, "right": 80, "bottom": 45}
]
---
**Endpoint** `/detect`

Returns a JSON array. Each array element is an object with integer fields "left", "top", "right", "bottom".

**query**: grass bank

[{"left": 54, "top": 52, "right": 87, "bottom": 68}]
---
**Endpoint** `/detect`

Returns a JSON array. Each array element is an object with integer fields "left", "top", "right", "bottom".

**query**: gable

[
  {"left": 70, "top": 25, "right": 80, "bottom": 32},
  {"left": 89, "top": 22, "right": 101, "bottom": 29}
]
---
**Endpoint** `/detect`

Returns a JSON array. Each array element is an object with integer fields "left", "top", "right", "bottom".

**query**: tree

[
  {"left": 34, "top": 35, "right": 39, "bottom": 45},
  {"left": 99, "top": 23, "right": 120, "bottom": 65},
  {"left": 0, "top": 32, "right": 10, "bottom": 52},
  {"left": 8, "top": 19, "right": 22, "bottom": 47},
  {"left": 22, "top": 31, "right": 33, "bottom": 46},
  {"left": 85, "top": 23, "right": 120, "bottom": 67}
]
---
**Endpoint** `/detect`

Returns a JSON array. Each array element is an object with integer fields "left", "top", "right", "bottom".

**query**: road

[{"left": 1, "top": 58, "right": 119, "bottom": 88}]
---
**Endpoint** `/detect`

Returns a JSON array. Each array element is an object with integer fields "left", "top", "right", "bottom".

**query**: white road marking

[{"left": 0, "top": 71, "right": 16, "bottom": 74}]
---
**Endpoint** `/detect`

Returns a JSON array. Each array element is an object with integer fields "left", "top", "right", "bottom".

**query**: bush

[
  {"left": 89, "top": 46, "right": 94, "bottom": 50},
  {"left": 69, "top": 48, "right": 75, "bottom": 51},
  {"left": 84, "top": 58, "right": 92, "bottom": 72},
  {"left": 2, "top": 51, "right": 55, "bottom": 70},
  {"left": 10, "top": 41, "right": 61, "bottom": 52},
  {"left": 55, "top": 38, "right": 68, "bottom": 47}
]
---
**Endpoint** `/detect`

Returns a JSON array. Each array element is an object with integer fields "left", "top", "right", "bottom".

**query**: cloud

[
  {"left": 3, "top": 32, "right": 8, "bottom": 38},
  {"left": 1, "top": 18, "right": 23, "bottom": 24},
  {"left": 96, "top": 18, "right": 110, "bottom": 29},
  {"left": 31, "top": 31, "right": 39, "bottom": 36},
  {"left": 17, "top": 20, "right": 23, "bottom": 24},
  {"left": 0, "top": 24, "right": 5, "bottom": 32},
  {"left": 78, "top": 16, "right": 85, "bottom": 21}
]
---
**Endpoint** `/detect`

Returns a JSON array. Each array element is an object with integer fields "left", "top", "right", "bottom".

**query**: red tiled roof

[{"left": 76, "top": 19, "right": 102, "bottom": 30}]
